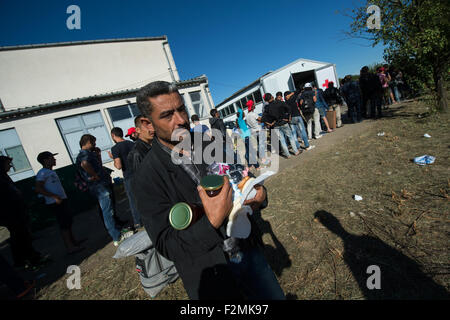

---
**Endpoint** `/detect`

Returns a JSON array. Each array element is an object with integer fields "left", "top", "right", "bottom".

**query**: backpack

[
  {"left": 113, "top": 230, "right": 179, "bottom": 298},
  {"left": 73, "top": 166, "right": 88, "bottom": 192},
  {"left": 324, "top": 87, "right": 342, "bottom": 105},
  {"left": 299, "top": 91, "right": 315, "bottom": 117}
]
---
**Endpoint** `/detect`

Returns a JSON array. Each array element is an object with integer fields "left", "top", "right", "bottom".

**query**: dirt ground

[{"left": 1, "top": 97, "right": 449, "bottom": 300}]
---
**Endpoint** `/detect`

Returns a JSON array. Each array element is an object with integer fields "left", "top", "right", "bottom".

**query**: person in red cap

[{"left": 125, "top": 127, "right": 138, "bottom": 141}]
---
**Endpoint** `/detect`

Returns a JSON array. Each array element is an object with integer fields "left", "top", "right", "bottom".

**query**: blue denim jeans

[
  {"left": 393, "top": 85, "right": 401, "bottom": 102},
  {"left": 124, "top": 177, "right": 142, "bottom": 227},
  {"left": 244, "top": 136, "right": 260, "bottom": 168},
  {"left": 250, "top": 130, "right": 267, "bottom": 161},
  {"left": 275, "top": 124, "right": 299, "bottom": 157},
  {"left": 290, "top": 116, "right": 309, "bottom": 149},
  {"left": 89, "top": 182, "right": 121, "bottom": 241},
  {"left": 228, "top": 247, "right": 286, "bottom": 300}
]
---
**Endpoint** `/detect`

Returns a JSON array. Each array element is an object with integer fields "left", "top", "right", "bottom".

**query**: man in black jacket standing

[
  {"left": 324, "top": 82, "right": 343, "bottom": 127},
  {"left": 262, "top": 93, "right": 301, "bottom": 158},
  {"left": 284, "top": 90, "right": 315, "bottom": 151},
  {"left": 359, "top": 66, "right": 383, "bottom": 119},
  {"left": 208, "top": 109, "right": 227, "bottom": 139},
  {"left": 132, "top": 81, "right": 285, "bottom": 300},
  {"left": 127, "top": 115, "right": 155, "bottom": 176}
]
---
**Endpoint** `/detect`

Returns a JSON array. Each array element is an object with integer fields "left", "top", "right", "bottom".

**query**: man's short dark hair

[
  {"left": 191, "top": 114, "right": 199, "bottom": 122},
  {"left": 276, "top": 91, "right": 283, "bottom": 98},
  {"left": 79, "top": 134, "right": 96, "bottom": 148},
  {"left": 283, "top": 91, "right": 291, "bottom": 99},
  {"left": 263, "top": 93, "right": 272, "bottom": 102},
  {"left": 136, "top": 81, "right": 180, "bottom": 119},
  {"left": 111, "top": 127, "right": 123, "bottom": 138},
  {"left": 361, "top": 66, "right": 369, "bottom": 74},
  {"left": 134, "top": 115, "right": 144, "bottom": 128},
  {"left": 0, "top": 155, "right": 13, "bottom": 169},
  {"left": 210, "top": 109, "right": 218, "bottom": 117}
]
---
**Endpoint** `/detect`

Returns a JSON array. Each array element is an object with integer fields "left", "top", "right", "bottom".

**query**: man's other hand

[{"left": 243, "top": 184, "right": 267, "bottom": 211}]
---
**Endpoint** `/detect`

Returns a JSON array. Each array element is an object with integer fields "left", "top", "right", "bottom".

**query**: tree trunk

[{"left": 434, "top": 67, "right": 448, "bottom": 113}]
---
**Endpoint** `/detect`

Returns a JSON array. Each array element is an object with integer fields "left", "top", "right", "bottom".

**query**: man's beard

[{"left": 160, "top": 123, "right": 190, "bottom": 146}]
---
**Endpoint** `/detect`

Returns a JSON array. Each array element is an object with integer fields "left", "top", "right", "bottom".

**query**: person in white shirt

[
  {"left": 35, "top": 152, "right": 85, "bottom": 255},
  {"left": 245, "top": 100, "right": 270, "bottom": 166}
]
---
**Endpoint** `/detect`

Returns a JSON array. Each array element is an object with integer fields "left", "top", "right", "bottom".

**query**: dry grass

[{"left": 36, "top": 99, "right": 449, "bottom": 300}]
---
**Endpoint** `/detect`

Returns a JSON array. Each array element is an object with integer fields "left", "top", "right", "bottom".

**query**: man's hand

[
  {"left": 108, "top": 151, "right": 113, "bottom": 159},
  {"left": 243, "top": 184, "right": 267, "bottom": 211},
  {"left": 197, "top": 176, "right": 233, "bottom": 229}
]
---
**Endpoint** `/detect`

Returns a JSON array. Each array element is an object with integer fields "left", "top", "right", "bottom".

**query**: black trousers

[
  {"left": 368, "top": 94, "right": 383, "bottom": 118},
  {"left": 0, "top": 210, "right": 40, "bottom": 266},
  {"left": 0, "top": 254, "right": 26, "bottom": 295}
]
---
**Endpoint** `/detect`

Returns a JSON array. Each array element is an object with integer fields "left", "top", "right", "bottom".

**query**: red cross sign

[{"left": 322, "top": 79, "right": 330, "bottom": 88}]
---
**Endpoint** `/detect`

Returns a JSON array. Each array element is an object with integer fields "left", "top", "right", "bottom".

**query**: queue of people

[{"left": 0, "top": 64, "right": 406, "bottom": 300}]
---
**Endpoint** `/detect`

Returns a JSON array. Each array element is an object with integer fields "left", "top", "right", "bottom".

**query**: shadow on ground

[
  {"left": 252, "top": 210, "right": 292, "bottom": 278},
  {"left": 314, "top": 210, "right": 450, "bottom": 300}
]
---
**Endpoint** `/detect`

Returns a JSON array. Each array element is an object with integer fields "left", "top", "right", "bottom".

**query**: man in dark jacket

[
  {"left": 208, "top": 109, "right": 227, "bottom": 138},
  {"left": 324, "top": 82, "right": 343, "bottom": 127},
  {"left": 263, "top": 93, "right": 301, "bottom": 158},
  {"left": 132, "top": 81, "right": 285, "bottom": 300},
  {"left": 284, "top": 90, "right": 314, "bottom": 151},
  {"left": 341, "top": 75, "right": 363, "bottom": 123},
  {"left": 359, "top": 66, "right": 383, "bottom": 119},
  {"left": 0, "top": 156, "right": 49, "bottom": 270},
  {"left": 127, "top": 115, "right": 155, "bottom": 176}
]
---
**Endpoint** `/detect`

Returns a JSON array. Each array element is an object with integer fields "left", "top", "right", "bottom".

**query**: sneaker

[
  {"left": 314, "top": 135, "right": 323, "bottom": 139},
  {"left": 113, "top": 241, "right": 120, "bottom": 247},
  {"left": 305, "top": 145, "right": 316, "bottom": 151}
]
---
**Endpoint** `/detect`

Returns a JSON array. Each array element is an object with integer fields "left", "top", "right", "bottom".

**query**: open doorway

[{"left": 291, "top": 70, "right": 316, "bottom": 91}]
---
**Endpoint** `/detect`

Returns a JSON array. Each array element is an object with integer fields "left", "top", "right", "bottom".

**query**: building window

[
  {"left": 56, "top": 111, "right": 113, "bottom": 164},
  {"left": 108, "top": 103, "right": 141, "bottom": 137},
  {"left": 235, "top": 100, "right": 242, "bottom": 109},
  {"left": 189, "top": 91, "right": 207, "bottom": 118},
  {"left": 229, "top": 104, "right": 236, "bottom": 114},
  {"left": 253, "top": 90, "right": 263, "bottom": 103},
  {"left": 240, "top": 97, "right": 247, "bottom": 109},
  {"left": 180, "top": 94, "right": 191, "bottom": 118},
  {"left": 0, "top": 128, "right": 34, "bottom": 180}
]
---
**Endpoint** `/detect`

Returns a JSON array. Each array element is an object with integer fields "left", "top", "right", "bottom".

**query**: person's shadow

[
  {"left": 251, "top": 209, "right": 291, "bottom": 277},
  {"left": 314, "top": 210, "right": 449, "bottom": 299}
]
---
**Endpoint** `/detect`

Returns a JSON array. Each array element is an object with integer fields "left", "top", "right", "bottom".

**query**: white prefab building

[
  {"left": 0, "top": 37, "right": 215, "bottom": 181},
  {"left": 215, "top": 58, "right": 339, "bottom": 124}
]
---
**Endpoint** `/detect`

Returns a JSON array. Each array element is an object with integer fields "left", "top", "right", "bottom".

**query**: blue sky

[{"left": 0, "top": 0, "right": 385, "bottom": 105}]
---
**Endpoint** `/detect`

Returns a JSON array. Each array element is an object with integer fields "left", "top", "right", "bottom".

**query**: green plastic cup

[{"left": 169, "top": 202, "right": 193, "bottom": 230}]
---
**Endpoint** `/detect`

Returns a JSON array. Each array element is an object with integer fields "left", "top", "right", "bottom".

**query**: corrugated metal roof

[
  {"left": 0, "top": 75, "right": 208, "bottom": 121},
  {"left": 0, "top": 36, "right": 168, "bottom": 51}
]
